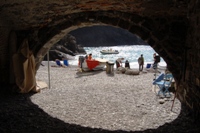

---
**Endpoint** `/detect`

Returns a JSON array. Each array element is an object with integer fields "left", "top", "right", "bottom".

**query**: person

[
  {"left": 55, "top": 59, "right": 63, "bottom": 67},
  {"left": 85, "top": 55, "right": 88, "bottom": 59},
  {"left": 125, "top": 60, "right": 130, "bottom": 69},
  {"left": 153, "top": 53, "right": 160, "bottom": 69},
  {"left": 153, "top": 53, "right": 156, "bottom": 61},
  {"left": 153, "top": 54, "right": 157, "bottom": 69},
  {"left": 138, "top": 54, "right": 144, "bottom": 71},
  {"left": 88, "top": 53, "right": 92, "bottom": 60},
  {"left": 116, "top": 58, "right": 124, "bottom": 68}
]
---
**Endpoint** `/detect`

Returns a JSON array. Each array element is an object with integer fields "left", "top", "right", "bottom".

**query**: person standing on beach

[
  {"left": 153, "top": 53, "right": 160, "bottom": 69},
  {"left": 85, "top": 55, "right": 88, "bottom": 59},
  {"left": 116, "top": 58, "right": 124, "bottom": 68},
  {"left": 138, "top": 54, "right": 144, "bottom": 71},
  {"left": 153, "top": 53, "right": 156, "bottom": 61}
]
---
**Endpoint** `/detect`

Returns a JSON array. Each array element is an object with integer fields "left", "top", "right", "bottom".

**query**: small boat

[
  {"left": 100, "top": 49, "right": 119, "bottom": 54},
  {"left": 78, "top": 56, "right": 108, "bottom": 72}
]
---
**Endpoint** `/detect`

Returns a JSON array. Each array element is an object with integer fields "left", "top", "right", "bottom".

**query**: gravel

[{"left": 0, "top": 65, "right": 199, "bottom": 133}]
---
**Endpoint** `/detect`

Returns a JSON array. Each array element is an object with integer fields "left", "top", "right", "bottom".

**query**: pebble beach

[
  {"left": 1, "top": 64, "right": 199, "bottom": 133},
  {"left": 33, "top": 64, "right": 184, "bottom": 132}
]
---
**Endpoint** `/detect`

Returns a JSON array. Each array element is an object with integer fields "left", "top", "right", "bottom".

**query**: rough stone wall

[
  {"left": 176, "top": 0, "right": 200, "bottom": 118},
  {"left": 0, "top": 0, "right": 200, "bottom": 119},
  {"left": 0, "top": 20, "right": 11, "bottom": 83},
  {"left": 0, "top": 0, "right": 187, "bottom": 30}
]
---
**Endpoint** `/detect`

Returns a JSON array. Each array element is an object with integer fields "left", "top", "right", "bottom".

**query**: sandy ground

[
  {"left": 0, "top": 65, "right": 199, "bottom": 133},
  {"left": 34, "top": 65, "right": 182, "bottom": 131}
]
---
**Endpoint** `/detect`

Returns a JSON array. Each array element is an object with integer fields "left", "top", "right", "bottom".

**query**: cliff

[{"left": 70, "top": 25, "right": 148, "bottom": 47}]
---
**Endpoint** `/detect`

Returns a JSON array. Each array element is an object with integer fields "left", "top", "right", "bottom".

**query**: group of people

[
  {"left": 115, "top": 54, "right": 144, "bottom": 71},
  {"left": 115, "top": 53, "right": 160, "bottom": 71},
  {"left": 83, "top": 52, "right": 160, "bottom": 71},
  {"left": 85, "top": 53, "right": 92, "bottom": 60}
]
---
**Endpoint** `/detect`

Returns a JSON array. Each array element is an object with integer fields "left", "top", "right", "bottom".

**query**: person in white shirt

[{"left": 116, "top": 58, "right": 124, "bottom": 68}]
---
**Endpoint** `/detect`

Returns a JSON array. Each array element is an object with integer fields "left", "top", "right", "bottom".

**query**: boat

[
  {"left": 100, "top": 49, "right": 119, "bottom": 54},
  {"left": 78, "top": 56, "right": 108, "bottom": 72}
]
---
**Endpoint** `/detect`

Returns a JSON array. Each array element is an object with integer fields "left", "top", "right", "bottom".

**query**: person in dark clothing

[
  {"left": 153, "top": 53, "right": 160, "bottom": 69},
  {"left": 125, "top": 60, "right": 130, "bottom": 69},
  {"left": 138, "top": 54, "right": 144, "bottom": 71},
  {"left": 85, "top": 55, "right": 88, "bottom": 59}
]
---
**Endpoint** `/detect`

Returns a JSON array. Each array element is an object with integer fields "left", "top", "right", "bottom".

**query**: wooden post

[{"left": 47, "top": 50, "right": 51, "bottom": 89}]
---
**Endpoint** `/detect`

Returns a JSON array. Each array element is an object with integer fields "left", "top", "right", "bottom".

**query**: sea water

[{"left": 68, "top": 45, "right": 166, "bottom": 68}]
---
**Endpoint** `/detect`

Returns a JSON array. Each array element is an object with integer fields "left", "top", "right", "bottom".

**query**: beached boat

[
  {"left": 79, "top": 57, "right": 108, "bottom": 71},
  {"left": 100, "top": 49, "right": 119, "bottom": 54}
]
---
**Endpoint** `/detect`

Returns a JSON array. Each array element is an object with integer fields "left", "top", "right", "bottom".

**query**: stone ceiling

[
  {"left": 1, "top": 0, "right": 200, "bottom": 124},
  {"left": 0, "top": 0, "right": 187, "bottom": 30}
]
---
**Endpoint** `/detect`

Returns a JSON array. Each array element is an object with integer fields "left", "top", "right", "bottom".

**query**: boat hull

[
  {"left": 80, "top": 59, "right": 107, "bottom": 72},
  {"left": 100, "top": 50, "right": 119, "bottom": 54}
]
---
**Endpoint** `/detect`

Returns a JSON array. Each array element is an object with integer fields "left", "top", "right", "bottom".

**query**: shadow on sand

[
  {"left": 75, "top": 70, "right": 105, "bottom": 78},
  {"left": 0, "top": 85, "right": 199, "bottom": 133}
]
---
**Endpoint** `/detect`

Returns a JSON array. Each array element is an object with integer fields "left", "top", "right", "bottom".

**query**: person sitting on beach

[
  {"left": 125, "top": 60, "right": 130, "bottom": 69},
  {"left": 138, "top": 54, "right": 144, "bottom": 71},
  {"left": 88, "top": 53, "right": 92, "bottom": 60},
  {"left": 55, "top": 59, "right": 63, "bottom": 67},
  {"left": 116, "top": 58, "right": 124, "bottom": 68}
]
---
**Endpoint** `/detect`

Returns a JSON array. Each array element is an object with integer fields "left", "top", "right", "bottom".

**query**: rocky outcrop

[
  {"left": 43, "top": 34, "right": 86, "bottom": 61},
  {"left": 69, "top": 25, "right": 148, "bottom": 47}
]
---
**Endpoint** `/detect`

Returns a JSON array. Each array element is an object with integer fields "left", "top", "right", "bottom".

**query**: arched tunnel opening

[
  {"left": 32, "top": 25, "right": 185, "bottom": 132},
  {"left": 0, "top": 7, "right": 199, "bottom": 132}
]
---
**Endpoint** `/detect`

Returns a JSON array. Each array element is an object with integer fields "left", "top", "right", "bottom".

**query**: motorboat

[
  {"left": 78, "top": 56, "right": 108, "bottom": 71},
  {"left": 100, "top": 49, "right": 119, "bottom": 54}
]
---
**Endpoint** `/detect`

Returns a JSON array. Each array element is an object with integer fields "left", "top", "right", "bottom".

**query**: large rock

[
  {"left": 43, "top": 34, "right": 86, "bottom": 61},
  {"left": 116, "top": 67, "right": 126, "bottom": 74},
  {"left": 116, "top": 67, "right": 140, "bottom": 75},
  {"left": 125, "top": 69, "right": 140, "bottom": 75}
]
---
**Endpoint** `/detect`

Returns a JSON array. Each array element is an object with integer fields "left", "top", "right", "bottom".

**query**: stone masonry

[{"left": 0, "top": 0, "right": 199, "bottom": 120}]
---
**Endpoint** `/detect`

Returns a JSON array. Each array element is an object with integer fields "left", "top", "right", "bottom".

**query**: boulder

[
  {"left": 116, "top": 67, "right": 126, "bottom": 73},
  {"left": 43, "top": 34, "right": 86, "bottom": 61},
  {"left": 125, "top": 69, "right": 140, "bottom": 75}
]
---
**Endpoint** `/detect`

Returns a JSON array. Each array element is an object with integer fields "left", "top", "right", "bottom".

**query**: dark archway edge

[
  {"left": 0, "top": 86, "right": 199, "bottom": 133},
  {"left": 22, "top": 11, "right": 188, "bottom": 82}
]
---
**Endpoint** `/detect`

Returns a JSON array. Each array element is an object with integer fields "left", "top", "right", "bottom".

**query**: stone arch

[
  {"left": 32, "top": 11, "right": 197, "bottom": 118},
  {"left": 0, "top": 0, "right": 199, "bottom": 128},
  {"left": 34, "top": 11, "right": 189, "bottom": 82}
]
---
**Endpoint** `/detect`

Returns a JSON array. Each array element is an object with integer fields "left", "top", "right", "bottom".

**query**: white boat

[
  {"left": 100, "top": 49, "right": 119, "bottom": 54},
  {"left": 79, "top": 57, "right": 108, "bottom": 72}
]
